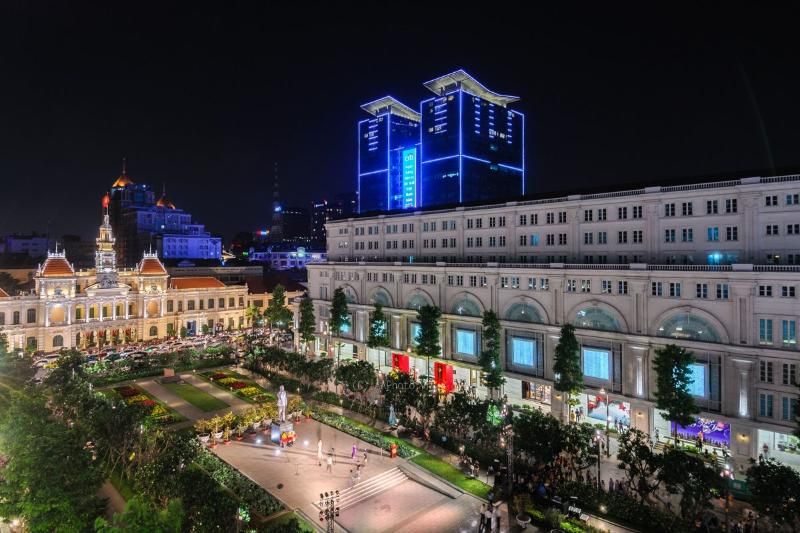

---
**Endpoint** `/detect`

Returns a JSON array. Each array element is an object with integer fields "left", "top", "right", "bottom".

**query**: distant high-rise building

[
  {"left": 107, "top": 160, "right": 222, "bottom": 265},
  {"left": 270, "top": 162, "right": 284, "bottom": 242},
  {"left": 281, "top": 206, "right": 311, "bottom": 242},
  {"left": 356, "top": 70, "right": 524, "bottom": 213},
  {"left": 357, "top": 97, "right": 421, "bottom": 213},
  {"left": 311, "top": 200, "right": 344, "bottom": 244}
]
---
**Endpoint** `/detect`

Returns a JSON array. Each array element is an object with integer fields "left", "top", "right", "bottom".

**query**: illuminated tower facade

[
  {"left": 96, "top": 193, "right": 119, "bottom": 288},
  {"left": 358, "top": 97, "right": 421, "bottom": 213}
]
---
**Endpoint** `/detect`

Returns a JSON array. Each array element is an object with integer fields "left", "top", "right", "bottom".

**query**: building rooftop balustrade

[{"left": 313, "top": 261, "right": 800, "bottom": 273}]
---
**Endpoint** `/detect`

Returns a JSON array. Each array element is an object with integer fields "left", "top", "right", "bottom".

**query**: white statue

[{"left": 277, "top": 385, "right": 288, "bottom": 423}]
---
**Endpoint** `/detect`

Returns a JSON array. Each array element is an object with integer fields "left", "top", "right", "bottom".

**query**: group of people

[
  {"left": 316, "top": 439, "right": 369, "bottom": 477},
  {"left": 478, "top": 503, "right": 500, "bottom": 532}
]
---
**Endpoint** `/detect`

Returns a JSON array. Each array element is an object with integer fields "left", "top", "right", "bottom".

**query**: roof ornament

[{"left": 122, "top": 156, "right": 127, "bottom": 175}]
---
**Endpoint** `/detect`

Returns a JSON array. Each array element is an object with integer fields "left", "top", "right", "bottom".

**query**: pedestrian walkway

[{"left": 181, "top": 373, "right": 252, "bottom": 411}]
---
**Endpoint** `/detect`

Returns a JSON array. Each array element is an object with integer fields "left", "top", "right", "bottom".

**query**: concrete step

[{"left": 333, "top": 467, "right": 408, "bottom": 510}]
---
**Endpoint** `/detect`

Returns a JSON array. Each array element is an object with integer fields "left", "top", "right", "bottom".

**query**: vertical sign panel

[{"left": 402, "top": 147, "right": 416, "bottom": 208}]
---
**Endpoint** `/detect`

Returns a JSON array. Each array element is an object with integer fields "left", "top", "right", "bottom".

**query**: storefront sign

[{"left": 671, "top": 418, "right": 730, "bottom": 448}]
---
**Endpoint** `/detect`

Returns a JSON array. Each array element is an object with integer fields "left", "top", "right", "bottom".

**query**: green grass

[
  {"left": 99, "top": 386, "right": 186, "bottom": 424},
  {"left": 109, "top": 470, "right": 135, "bottom": 501},
  {"left": 411, "top": 452, "right": 491, "bottom": 499},
  {"left": 258, "top": 510, "right": 316, "bottom": 532},
  {"left": 162, "top": 382, "right": 229, "bottom": 412},
  {"left": 199, "top": 370, "right": 275, "bottom": 404}
]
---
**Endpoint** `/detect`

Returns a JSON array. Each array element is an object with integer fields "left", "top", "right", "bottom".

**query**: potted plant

[
  {"left": 261, "top": 403, "right": 278, "bottom": 430},
  {"left": 194, "top": 419, "right": 211, "bottom": 445},
  {"left": 210, "top": 415, "right": 223, "bottom": 448}
]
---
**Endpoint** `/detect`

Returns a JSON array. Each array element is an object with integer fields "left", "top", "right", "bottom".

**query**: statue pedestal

[{"left": 270, "top": 421, "right": 295, "bottom": 445}]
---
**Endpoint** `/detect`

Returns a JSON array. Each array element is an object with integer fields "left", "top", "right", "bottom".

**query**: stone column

[
  {"left": 112, "top": 299, "right": 116, "bottom": 320},
  {"left": 67, "top": 304, "right": 72, "bottom": 325},
  {"left": 391, "top": 314, "right": 401, "bottom": 350},
  {"left": 731, "top": 358, "right": 753, "bottom": 418},
  {"left": 44, "top": 304, "right": 49, "bottom": 327}
]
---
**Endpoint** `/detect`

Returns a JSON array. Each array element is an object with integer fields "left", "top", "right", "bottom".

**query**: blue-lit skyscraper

[
  {"left": 420, "top": 70, "right": 524, "bottom": 207},
  {"left": 358, "top": 97, "right": 421, "bottom": 213}
]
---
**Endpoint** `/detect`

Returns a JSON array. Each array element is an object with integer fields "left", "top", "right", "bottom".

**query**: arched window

[
  {"left": 657, "top": 314, "right": 721, "bottom": 343},
  {"left": 26, "top": 308, "right": 36, "bottom": 323},
  {"left": 451, "top": 296, "right": 482, "bottom": 317},
  {"left": 371, "top": 289, "right": 391, "bottom": 307},
  {"left": 505, "top": 302, "right": 543, "bottom": 323},
  {"left": 406, "top": 293, "right": 430, "bottom": 311},
  {"left": 149, "top": 325, "right": 158, "bottom": 337},
  {"left": 573, "top": 307, "right": 622, "bottom": 332},
  {"left": 344, "top": 288, "right": 358, "bottom": 304},
  {"left": 52, "top": 335, "right": 63, "bottom": 348}
]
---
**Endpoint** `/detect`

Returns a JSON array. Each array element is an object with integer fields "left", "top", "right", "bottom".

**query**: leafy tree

[
  {"left": 659, "top": 448, "right": 720, "bottom": 521},
  {"left": 178, "top": 466, "right": 238, "bottom": 531},
  {"left": 94, "top": 497, "right": 183, "bottom": 533},
  {"left": 434, "top": 390, "right": 477, "bottom": 441},
  {"left": 266, "top": 284, "right": 293, "bottom": 330},
  {"left": 746, "top": 458, "right": 800, "bottom": 529},
  {"left": 382, "top": 369, "right": 416, "bottom": 421},
  {"left": 201, "top": 323, "right": 210, "bottom": 335},
  {"left": 653, "top": 344, "right": 699, "bottom": 442},
  {"left": 298, "top": 295, "right": 316, "bottom": 355},
  {"left": 367, "top": 302, "right": 390, "bottom": 349},
  {"left": 132, "top": 430, "right": 199, "bottom": 505},
  {"left": 245, "top": 304, "right": 263, "bottom": 328},
  {"left": 561, "top": 422, "right": 600, "bottom": 478},
  {"left": 552, "top": 324, "right": 583, "bottom": 422},
  {"left": 335, "top": 359, "right": 377, "bottom": 404},
  {"left": 0, "top": 329, "right": 8, "bottom": 358},
  {"left": 329, "top": 287, "right": 350, "bottom": 364},
  {"left": 413, "top": 377, "right": 438, "bottom": 433},
  {"left": 513, "top": 407, "right": 566, "bottom": 477},
  {"left": 616, "top": 428, "right": 664, "bottom": 504},
  {"left": 0, "top": 392, "right": 104, "bottom": 532},
  {"left": 479, "top": 310, "right": 505, "bottom": 398},
  {"left": 0, "top": 272, "right": 19, "bottom": 296},
  {"left": 414, "top": 305, "right": 441, "bottom": 378},
  {"left": 179, "top": 325, "right": 188, "bottom": 338}
]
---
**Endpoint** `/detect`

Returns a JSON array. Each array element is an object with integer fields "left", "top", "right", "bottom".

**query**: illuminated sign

[{"left": 402, "top": 147, "right": 416, "bottom": 208}]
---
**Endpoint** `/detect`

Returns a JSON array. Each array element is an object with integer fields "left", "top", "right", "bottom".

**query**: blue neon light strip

[
  {"left": 401, "top": 147, "right": 416, "bottom": 208},
  {"left": 386, "top": 116, "right": 391, "bottom": 208},
  {"left": 421, "top": 154, "right": 459, "bottom": 165},
  {"left": 358, "top": 168, "right": 388, "bottom": 176},
  {"left": 498, "top": 163, "right": 524, "bottom": 172},
  {"left": 463, "top": 154, "right": 490, "bottom": 164},
  {"left": 459, "top": 90, "right": 463, "bottom": 202}
]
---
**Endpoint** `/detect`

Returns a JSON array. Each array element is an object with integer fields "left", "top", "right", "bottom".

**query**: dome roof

[
  {"left": 156, "top": 194, "right": 176, "bottom": 209},
  {"left": 138, "top": 254, "right": 167, "bottom": 275},
  {"left": 112, "top": 158, "right": 133, "bottom": 188},
  {"left": 40, "top": 253, "right": 75, "bottom": 277}
]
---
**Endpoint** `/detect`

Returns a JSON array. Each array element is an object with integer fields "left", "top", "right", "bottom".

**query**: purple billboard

[{"left": 671, "top": 417, "right": 730, "bottom": 449}]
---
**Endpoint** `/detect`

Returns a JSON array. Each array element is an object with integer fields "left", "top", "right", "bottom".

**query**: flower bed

[
  {"left": 110, "top": 385, "right": 181, "bottom": 425},
  {"left": 311, "top": 409, "right": 417, "bottom": 459},
  {"left": 199, "top": 370, "right": 275, "bottom": 404},
  {"left": 195, "top": 447, "right": 284, "bottom": 517},
  {"left": 89, "top": 355, "right": 235, "bottom": 387}
]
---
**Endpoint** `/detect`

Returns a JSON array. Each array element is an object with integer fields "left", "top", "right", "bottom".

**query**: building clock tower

[{"left": 96, "top": 193, "right": 118, "bottom": 288}]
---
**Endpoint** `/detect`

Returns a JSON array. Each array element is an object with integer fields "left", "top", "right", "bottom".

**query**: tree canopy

[
  {"left": 298, "top": 295, "right": 316, "bottom": 354},
  {"left": 367, "top": 302, "right": 390, "bottom": 349},
  {"left": 265, "top": 284, "right": 293, "bottom": 330},
  {"left": 653, "top": 344, "right": 699, "bottom": 439},
  {"left": 479, "top": 310, "right": 505, "bottom": 397},
  {"left": 553, "top": 324, "right": 583, "bottom": 416}
]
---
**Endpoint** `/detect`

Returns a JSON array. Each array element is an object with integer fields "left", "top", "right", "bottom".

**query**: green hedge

[
  {"left": 311, "top": 410, "right": 418, "bottom": 459},
  {"left": 195, "top": 448, "right": 284, "bottom": 517},
  {"left": 88, "top": 357, "right": 234, "bottom": 387}
]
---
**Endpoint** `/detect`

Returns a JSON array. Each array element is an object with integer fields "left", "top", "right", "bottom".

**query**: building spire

[
  {"left": 122, "top": 157, "right": 127, "bottom": 175},
  {"left": 270, "top": 161, "right": 284, "bottom": 242}
]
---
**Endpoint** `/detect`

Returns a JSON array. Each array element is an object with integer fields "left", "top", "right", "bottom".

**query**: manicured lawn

[
  {"left": 109, "top": 470, "right": 135, "bottom": 501},
  {"left": 410, "top": 452, "right": 491, "bottom": 499},
  {"left": 100, "top": 385, "right": 186, "bottom": 425},
  {"left": 163, "top": 382, "right": 229, "bottom": 412}
]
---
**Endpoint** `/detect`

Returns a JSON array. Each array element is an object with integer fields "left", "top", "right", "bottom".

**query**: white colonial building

[
  {"left": 0, "top": 198, "right": 248, "bottom": 352},
  {"left": 308, "top": 173, "right": 800, "bottom": 472}
]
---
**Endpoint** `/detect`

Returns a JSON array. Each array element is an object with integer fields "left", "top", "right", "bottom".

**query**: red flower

[
  {"left": 230, "top": 381, "right": 248, "bottom": 390},
  {"left": 116, "top": 386, "right": 139, "bottom": 398},
  {"left": 211, "top": 372, "right": 227, "bottom": 380},
  {"left": 140, "top": 399, "right": 157, "bottom": 408}
]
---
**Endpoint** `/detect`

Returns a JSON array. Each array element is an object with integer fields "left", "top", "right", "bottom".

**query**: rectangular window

[
  {"left": 783, "top": 363, "right": 797, "bottom": 385},
  {"left": 558, "top": 234, "right": 567, "bottom": 245},
  {"left": 787, "top": 194, "right": 799, "bottom": 205},
  {"left": 767, "top": 224, "right": 779, "bottom": 236},
  {"left": 664, "top": 203, "right": 675, "bottom": 217},
  {"left": 759, "top": 393, "right": 774, "bottom": 418},
  {"left": 759, "top": 285, "right": 773, "bottom": 297},
  {"left": 558, "top": 212, "right": 566, "bottom": 224},
  {"left": 618, "top": 207, "right": 627, "bottom": 220},
  {"left": 669, "top": 282, "right": 681, "bottom": 297},
  {"left": 511, "top": 337, "right": 536, "bottom": 367},
  {"left": 582, "top": 347, "right": 610, "bottom": 380},
  {"left": 782, "top": 286, "right": 796, "bottom": 298},
  {"left": 782, "top": 320, "right": 797, "bottom": 345},
  {"left": 766, "top": 195, "right": 778, "bottom": 206},
  {"left": 788, "top": 224, "right": 800, "bottom": 235},
  {"left": 167, "top": 300, "right": 174, "bottom": 312},
  {"left": 632, "top": 230, "right": 643, "bottom": 244},
  {"left": 759, "top": 319, "right": 773, "bottom": 344},
  {"left": 617, "top": 281, "right": 628, "bottom": 295},
  {"left": 782, "top": 397, "right": 797, "bottom": 421},
  {"left": 725, "top": 198, "right": 738, "bottom": 213},
  {"left": 688, "top": 363, "right": 707, "bottom": 397},
  {"left": 618, "top": 231, "right": 627, "bottom": 244},
  {"left": 581, "top": 279, "right": 591, "bottom": 293},
  {"left": 681, "top": 228, "right": 693, "bottom": 242},
  {"left": 598, "top": 232, "right": 607, "bottom": 244},
  {"left": 632, "top": 206, "right": 642, "bottom": 219},
  {"left": 707, "top": 227, "right": 719, "bottom": 241},
  {"left": 760, "top": 360, "right": 774, "bottom": 383},
  {"left": 696, "top": 283, "right": 708, "bottom": 299},
  {"left": 455, "top": 329, "right": 476, "bottom": 355},
  {"left": 682, "top": 202, "right": 693, "bottom": 216},
  {"left": 519, "top": 235, "right": 527, "bottom": 246},
  {"left": 651, "top": 282, "right": 663, "bottom": 296},
  {"left": 664, "top": 229, "right": 676, "bottom": 243},
  {"left": 706, "top": 200, "right": 718, "bottom": 214},
  {"left": 597, "top": 209, "right": 607, "bottom": 221},
  {"left": 584, "top": 210, "right": 593, "bottom": 222},
  {"left": 527, "top": 277, "right": 536, "bottom": 290},
  {"left": 726, "top": 226, "right": 738, "bottom": 241},
  {"left": 601, "top": 280, "right": 612, "bottom": 294},
  {"left": 716, "top": 283, "right": 729, "bottom": 299},
  {"left": 584, "top": 232, "right": 593, "bottom": 245},
  {"left": 566, "top": 279, "right": 576, "bottom": 292}
]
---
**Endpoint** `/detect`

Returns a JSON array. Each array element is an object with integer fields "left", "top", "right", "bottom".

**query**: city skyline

[{"left": 1, "top": 5, "right": 799, "bottom": 243}]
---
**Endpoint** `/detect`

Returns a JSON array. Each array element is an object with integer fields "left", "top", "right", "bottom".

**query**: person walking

[
  {"left": 479, "top": 503, "right": 487, "bottom": 532},
  {"left": 326, "top": 453, "right": 333, "bottom": 474},
  {"left": 483, "top": 505, "right": 493, "bottom": 533},
  {"left": 351, "top": 442, "right": 358, "bottom": 460},
  {"left": 363, "top": 451, "right": 368, "bottom": 466},
  {"left": 317, "top": 439, "right": 324, "bottom": 467}
]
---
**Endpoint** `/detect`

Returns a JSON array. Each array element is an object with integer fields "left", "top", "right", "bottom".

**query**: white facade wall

[{"left": 326, "top": 175, "right": 800, "bottom": 266}]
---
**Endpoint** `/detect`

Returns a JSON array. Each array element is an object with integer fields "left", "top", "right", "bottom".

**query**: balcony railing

[{"left": 318, "top": 261, "right": 800, "bottom": 273}]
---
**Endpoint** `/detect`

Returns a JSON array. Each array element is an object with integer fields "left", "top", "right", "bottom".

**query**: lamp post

[
  {"left": 593, "top": 430, "right": 602, "bottom": 491},
  {"left": 599, "top": 387, "right": 610, "bottom": 457},
  {"left": 319, "top": 490, "right": 340, "bottom": 533},
  {"left": 720, "top": 464, "right": 734, "bottom": 532},
  {"left": 500, "top": 396, "right": 514, "bottom": 507}
]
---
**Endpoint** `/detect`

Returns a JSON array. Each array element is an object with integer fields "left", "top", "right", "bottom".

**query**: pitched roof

[
  {"left": 139, "top": 256, "right": 167, "bottom": 275},
  {"left": 40, "top": 255, "right": 75, "bottom": 277},
  {"left": 170, "top": 277, "right": 226, "bottom": 290},
  {"left": 0, "top": 288, "right": 9, "bottom": 297}
]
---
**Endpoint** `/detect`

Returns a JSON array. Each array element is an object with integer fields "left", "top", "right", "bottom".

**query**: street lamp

[
  {"left": 500, "top": 396, "right": 514, "bottom": 505},
  {"left": 720, "top": 464, "right": 734, "bottom": 531},
  {"left": 319, "top": 490, "right": 340, "bottom": 533},
  {"left": 599, "top": 387, "right": 610, "bottom": 457},
  {"left": 592, "top": 430, "right": 602, "bottom": 491}
]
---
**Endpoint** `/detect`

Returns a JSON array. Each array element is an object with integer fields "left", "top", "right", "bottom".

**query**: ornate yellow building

[{"left": 0, "top": 196, "right": 248, "bottom": 352}]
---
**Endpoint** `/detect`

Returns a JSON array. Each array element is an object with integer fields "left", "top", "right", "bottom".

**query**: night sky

[{"left": 1, "top": 4, "right": 798, "bottom": 243}]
